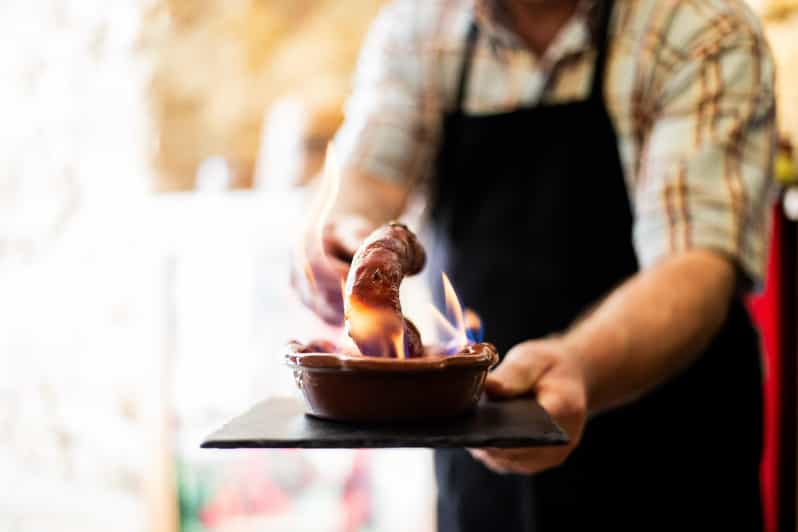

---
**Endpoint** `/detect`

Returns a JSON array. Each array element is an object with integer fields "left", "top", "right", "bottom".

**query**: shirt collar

[{"left": 473, "top": 0, "right": 598, "bottom": 61}]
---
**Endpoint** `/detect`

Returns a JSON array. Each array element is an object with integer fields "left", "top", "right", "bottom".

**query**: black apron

[{"left": 430, "top": 2, "right": 763, "bottom": 530}]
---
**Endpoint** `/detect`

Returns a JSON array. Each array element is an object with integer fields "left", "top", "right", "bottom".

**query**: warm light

[
  {"left": 337, "top": 328, "right": 362, "bottom": 355},
  {"left": 346, "top": 297, "right": 406, "bottom": 358},
  {"left": 392, "top": 328, "right": 407, "bottom": 361}
]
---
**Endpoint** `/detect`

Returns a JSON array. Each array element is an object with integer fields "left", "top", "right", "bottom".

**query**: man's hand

[
  {"left": 470, "top": 338, "right": 587, "bottom": 475},
  {"left": 471, "top": 249, "right": 736, "bottom": 475},
  {"left": 291, "top": 215, "right": 375, "bottom": 325}
]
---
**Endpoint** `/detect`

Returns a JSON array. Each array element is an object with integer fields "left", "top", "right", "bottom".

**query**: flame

[
  {"left": 441, "top": 273, "right": 466, "bottom": 339},
  {"left": 326, "top": 298, "right": 409, "bottom": 358},
  {"left": 429, "top": 273, "right": 483, "bottom": 354},
  {"left": 292, "top": 146, "right": 487, "bottom": 358},
  {"left": 293, "top": 142, "right": 344, "bottom": 307},
  {"left": 464, "top": 308, "right": 484, "bottom": 343},
  {"left": 392, "top": 328, "right": 407, "bottom": 360},
  {"left": 346, "top": 297, "right": 406, "bottom": 358},
  {"left": 313, "top": 143, "right": 342, "bottom": 269}
]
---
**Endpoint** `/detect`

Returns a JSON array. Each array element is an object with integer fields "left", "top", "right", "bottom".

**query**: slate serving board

[{"left": 201, "top": 397, "right": 568, "bottom": 449}]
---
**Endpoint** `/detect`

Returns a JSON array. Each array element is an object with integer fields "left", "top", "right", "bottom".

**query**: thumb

[{"left": 485, "top": 342, "right": 549, "bottom": 399}]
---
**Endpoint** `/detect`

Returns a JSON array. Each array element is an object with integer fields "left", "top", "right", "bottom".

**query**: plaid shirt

[{"left": 335, "top": 0, "right": 777, "bottom": 283}]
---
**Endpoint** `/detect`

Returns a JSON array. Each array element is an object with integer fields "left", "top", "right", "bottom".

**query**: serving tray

[{"left": 201, "top": 397, "right": 568, "bottom": 449}]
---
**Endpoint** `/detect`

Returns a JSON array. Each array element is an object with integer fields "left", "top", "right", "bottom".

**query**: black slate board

[{"left": 201, "top": 398, "right": 568, "bottom": 449}]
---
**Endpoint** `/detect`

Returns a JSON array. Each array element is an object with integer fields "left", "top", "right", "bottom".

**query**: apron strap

[
  {"left": 456, "top": 1, "right": 615, "bottom": 111},
  {"left": 454, "top": 21, "right": 480, "bottom": 113},
  {"left": 589, "top": 0, "right": 616, "bottom": 101}
]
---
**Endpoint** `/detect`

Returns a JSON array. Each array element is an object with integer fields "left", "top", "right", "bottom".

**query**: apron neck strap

[
  {"left": 589, "top": 0, "right": 615, "bottom": 101},
  {"left": 454, "top": 21, "right": 480, "bottom": 113},
  {"left": 454, "top": 0, "right": 616, "bottom": 112}
]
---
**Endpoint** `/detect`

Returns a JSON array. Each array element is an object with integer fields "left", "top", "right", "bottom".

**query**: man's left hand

[{"left": 469, "top": 338, "right": 588, "bottom": 475}]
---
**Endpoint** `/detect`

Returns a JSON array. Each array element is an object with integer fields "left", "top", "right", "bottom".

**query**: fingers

[
  {"left": 294, "top": 217, "right": 368, "bottom": 324},
  {"left": 291, "top": 254, "right": 346, "bottom": 325},
  {"left": 313, "top": 263, "right": 346, "bottom": 325},
  {"left": 473, "top": 340, "right": 587, "bottom": 476},
  {"left": 485, "top": 342, "right": 552, "bottom": 399},
  {"left": 324, "top": 216, "right": 374, "bottom": 262},
  {"left": 469, "top": 447, "right": 569, "bottom": 476},
  {"left": 468, "top": 449, "right": 513, "bottom": 474},
  {"left": 324, "top": 228, "right": 356, "bottom": 263}
]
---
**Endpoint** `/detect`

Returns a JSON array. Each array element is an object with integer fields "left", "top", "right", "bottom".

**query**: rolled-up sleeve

[
  {"left": 632, "top": 7, "right": 777, "bottom": 285},
  {"left": 335, "top": 0, "right": 437, "bottom": 185}
]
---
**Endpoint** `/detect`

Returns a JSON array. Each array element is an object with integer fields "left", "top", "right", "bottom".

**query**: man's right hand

[{"left": 291, "top": 215, "right": 375, "bottom": 326}]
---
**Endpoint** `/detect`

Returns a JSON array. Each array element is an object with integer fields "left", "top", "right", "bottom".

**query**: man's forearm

[
  {"left": 332, "top": 171, "right": 410, "bottom": 225},
  {"left": 562, "top": 249, "right": 737, "bottom": 414}
]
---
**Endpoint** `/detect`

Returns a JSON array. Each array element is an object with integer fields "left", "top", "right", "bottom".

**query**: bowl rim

[{"left": 285, "top": 342, "right": 499, "bottom": 373}]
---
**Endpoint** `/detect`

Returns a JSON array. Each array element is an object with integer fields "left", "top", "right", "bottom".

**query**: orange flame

[
  {"left": 392, "top": 328, "right": 407, "bottom": 360},
  {"left": 293, "top": 142, "right": 344, "bottom": 310},
  {"left": 293, "top": 147, "right": 485, "bottom": 358},
  {"left": 346, "top": 297, "right": 406, "bottom": 358}
]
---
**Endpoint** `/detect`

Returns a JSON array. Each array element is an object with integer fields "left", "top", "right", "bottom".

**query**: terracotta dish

[{"left": 285, "top": 343, "right": 499, "bottom": 422}]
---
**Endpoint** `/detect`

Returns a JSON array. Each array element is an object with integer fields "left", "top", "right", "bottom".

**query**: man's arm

[
  {"left": 565, "top": 249, "right": 735, "bottom": 413},
  {"left": 471, "top": 2, "right": 775, "bottom": 475},
  {"left": 567, "top": 1, "right": 775, "bottom": 413},
  {"left": 331, "top": 0, "right": 438, "bottom": 225},
  {"left": 294, "top": 0, "right": 432, "bottom": 322},
  {"left": 331, "top": 171, "right": 410, "bottom": 226},
  {"left": 472, "top": 250, "right": 734, "bottom": 475}
]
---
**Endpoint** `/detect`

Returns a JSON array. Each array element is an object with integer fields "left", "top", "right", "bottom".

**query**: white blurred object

[
  {"left": 0, "top": 0, "right": 157, "bottom": 531},
  {"left": 784, "top": 187, "right": 798, "bottom": 221},
  {"left": 196, "top": 156, "right": 233, "bottom": 193},
  {"left": 255, "top": 98, "right": 307, "bottom": 192}
]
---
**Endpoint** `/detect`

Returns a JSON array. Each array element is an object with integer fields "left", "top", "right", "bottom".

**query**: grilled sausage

[{"left": 344, "top": 222, "right": 426, "bottom": 358}]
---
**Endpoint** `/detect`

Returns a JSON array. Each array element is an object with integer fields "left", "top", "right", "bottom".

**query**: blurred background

[{"left": 1, "top": 1, "right": 797, "bottom": 531}]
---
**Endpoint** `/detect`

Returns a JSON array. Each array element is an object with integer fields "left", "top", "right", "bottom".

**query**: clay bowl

[{"left": 285, "top": 343, "right": 499, "bottom": 423}]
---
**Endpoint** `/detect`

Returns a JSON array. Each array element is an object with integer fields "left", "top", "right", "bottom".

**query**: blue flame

[{"left": 466, "top": 324, "right": 484, "bottom": 344}]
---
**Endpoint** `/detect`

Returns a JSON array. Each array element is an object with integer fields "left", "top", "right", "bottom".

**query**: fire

[
  {"left": 293, "top": 143, "right": 485, "bottom": 358},
  {"left": 312, "top": 143, "right": 342, "bottom": 267},
  {"left": 429, "top": 273, "right": 483, "bottom": 354},
  {"left": 346, "top": 297, "right": 407, "bottom": 358},
  {"left": 464, "top": 308, "right": 484, "bottom": 343},
  {"left": 392, "top": 329, "right": 407, "bottom": 360},
  {"left": 293, "top": 142, "right": 344, "bottom": 309}
]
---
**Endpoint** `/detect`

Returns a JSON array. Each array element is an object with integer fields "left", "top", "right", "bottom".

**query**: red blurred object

[
  {"left": 747, "top": 198, "right": 797, "bottom": 532},
  {"left": 341, "top": 450, "right": 372, "bottom": 532}
]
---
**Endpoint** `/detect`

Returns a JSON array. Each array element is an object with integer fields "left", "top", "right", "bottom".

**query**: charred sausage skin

[{"left": 344, "top": 222, "right": 426, "bottom": 358}]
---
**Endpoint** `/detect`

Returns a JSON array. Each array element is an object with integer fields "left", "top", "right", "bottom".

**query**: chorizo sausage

[{"left": 344, "top": 222, "right": 426, "bottom": 358}]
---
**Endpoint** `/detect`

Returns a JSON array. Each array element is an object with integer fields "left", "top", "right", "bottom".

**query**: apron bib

[{"left": 430, "top": 2, "right": 763, "bottom": 530}]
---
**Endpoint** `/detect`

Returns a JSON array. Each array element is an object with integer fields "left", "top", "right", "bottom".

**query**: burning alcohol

[{"left": 293, "top": 143, "right": 484, "bottom": 359}]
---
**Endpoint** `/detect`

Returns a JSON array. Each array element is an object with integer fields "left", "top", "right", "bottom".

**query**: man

[{"left": 296, "top": 0, "right": 776, "bottom": 530}]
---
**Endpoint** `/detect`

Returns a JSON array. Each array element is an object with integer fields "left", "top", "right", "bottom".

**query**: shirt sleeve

[
  {"left": 334, "top": 0, "right": 438, "bottom": 185},
  {"left": 632, "top": 5, "right": 777, "bottom": 286}
]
